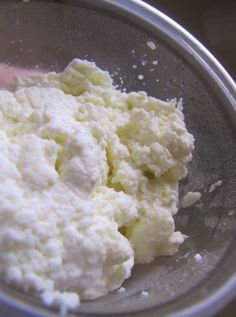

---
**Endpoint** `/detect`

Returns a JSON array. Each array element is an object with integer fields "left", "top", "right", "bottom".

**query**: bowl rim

[{"left": 0, "top": 1, "right": 235, "bottom": 317}]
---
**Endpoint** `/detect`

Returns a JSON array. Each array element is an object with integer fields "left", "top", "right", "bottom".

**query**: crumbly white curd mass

[{"left": 0, "top": 59, "right": 194, "bottom": 311}]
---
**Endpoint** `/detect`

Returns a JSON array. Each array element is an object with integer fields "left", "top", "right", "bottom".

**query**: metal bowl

[{"left": 0, "top": 1, "right": 235, "bottom": 316}]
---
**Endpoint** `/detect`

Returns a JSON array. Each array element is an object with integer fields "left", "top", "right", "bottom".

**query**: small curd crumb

[
  {"left": 117, "top": 287, "right": 126, "bottom": 293},
  {"left": 193, "top": 253, "right": 203, "bottom": 263},
  {"left": 209, "top": 180, "right": 223, "bottom": 193},
  {"left": 177, "top": 98, "right": 183, "bottom": 111},
  {"left": 141, "top": 59, "right": 147, "bottom": 66},
  {"left": 132, "top": 64, "right": 137, "bottom": 69},
  {"left": 152, "top": 60, "right": 158, "bottom": 65},
  {"left": 138, "top": 74, "right": 144, "bottom": 80},
  {"left": 228, "top": 210, "right": 235, "bottom": 217},
  {"left": 22, "top": 0, "right": 30, "bottom": 3},
  {"left": 141, "top": 291, "right": 149, "bottom": 297},
  {"left": 147, "top": 41, "right": 156, "bottom": 50},
  {"left": 182, "top": 191, "right": 201, "bottom": 208}
]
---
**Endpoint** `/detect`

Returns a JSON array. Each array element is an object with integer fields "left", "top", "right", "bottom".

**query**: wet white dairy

[{"left": 0, "top": 59, "right": 194, "bottom": 310}]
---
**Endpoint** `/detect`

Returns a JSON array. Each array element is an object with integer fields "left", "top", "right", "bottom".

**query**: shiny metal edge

[{"left": 0, "top": 1, "right": 235, "bottom": 317}]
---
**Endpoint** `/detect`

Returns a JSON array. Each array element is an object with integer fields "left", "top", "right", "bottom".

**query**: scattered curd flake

[
  {"left": 132, "top": 64, "right": 137, "bottom": 69},
  {"left": 141, "top": 59, "right": 147, "bottom": 66},
  {"left": 193, "top": 253, "right": 203, "bottom": 263},
  {"left": 22, "top": 0, "right": 30, "bottom": 3},
  {"left": 176, "top": 98, "right": 184, "bottom": 111},
  {"left": 182, "top": 192, "right": 201, "bottom": 208},
  {"left": 141, "top": 291, "right": 149, "bottom": 297},
  {"left": 147, "top": 41, "right": 156, "bottom": 50},
  {"left": 0, "top": 58, "right": 194, "bottom": 311},
  {"left": 138, "top": 74, "right": 144, "bottom": 80},
  {"left": 209, "top": 180, "right": 223, "bottom": 193},
  {"left": 228, "top": 210, "right": 235, "bottom": 217},
  {"left": 117, "top": 287, "right": 126, "bottom": 293},
  {"left": 152, "top": 59, "right": 158, "bottom": 65}
]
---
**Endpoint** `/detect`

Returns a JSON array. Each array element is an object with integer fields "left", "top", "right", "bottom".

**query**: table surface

[{"left": 146, "top": 1, "right": 236, "bottom": 316}]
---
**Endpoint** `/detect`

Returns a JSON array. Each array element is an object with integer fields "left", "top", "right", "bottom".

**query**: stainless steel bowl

[{"left": 0, "top": 1, "right": 235, "bottom": 316}]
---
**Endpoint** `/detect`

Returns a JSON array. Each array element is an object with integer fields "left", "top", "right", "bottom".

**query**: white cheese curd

[
  {"left": 0, "top": 59, "right": 194, "bottom": 310},
  {"left": 117, "top": 286, "right": 126, "bottom": 293},
  {"left": 141, "top": 291, "right": 150, "bottom": 297},
  {"left": 209, "top": 180, "right": 223, "bottom": 193},
  {"left": 193, "top": 253, "right": 203, "bottom": 263},
  {"left": 147, "top": 41, "right": 156, "bottom": 50},
  {"left": 182, "top": 191, "right": 201, "bottom": 208}
]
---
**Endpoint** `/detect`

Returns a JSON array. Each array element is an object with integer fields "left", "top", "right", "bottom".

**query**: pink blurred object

[{"left": 0, "top": 64, "right": 40, "bottom": 88}]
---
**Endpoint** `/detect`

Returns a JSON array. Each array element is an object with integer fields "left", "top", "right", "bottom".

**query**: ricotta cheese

[{"left": 0, "top": 59, "right": 194, "bottom": 310}]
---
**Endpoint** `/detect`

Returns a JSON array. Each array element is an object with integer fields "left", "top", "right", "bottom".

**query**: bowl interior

[{"left": 0, "top": 1, "right": 235, "bottom": 316}]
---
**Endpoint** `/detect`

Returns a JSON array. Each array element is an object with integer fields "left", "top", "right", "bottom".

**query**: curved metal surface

[{"left": 0, "top": 1, "right": 235, "bottom": 317}]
